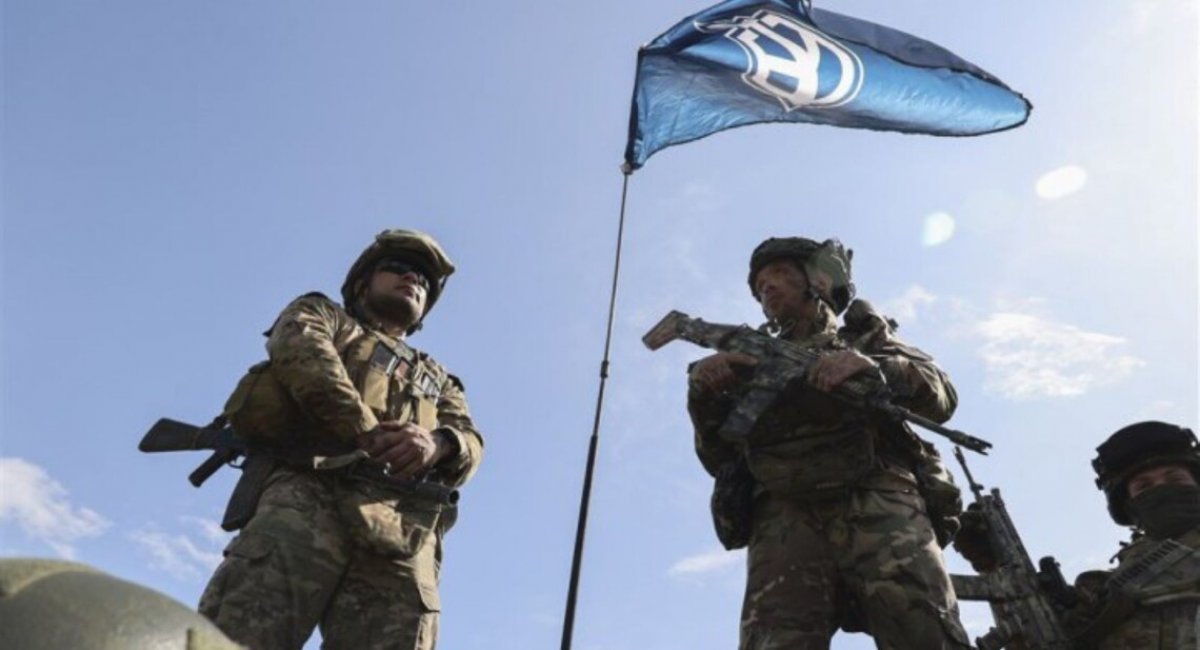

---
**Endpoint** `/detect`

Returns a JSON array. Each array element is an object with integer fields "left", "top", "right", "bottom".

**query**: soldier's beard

[
  {"left": 363, "top": 292, "right": 420, "bottom": 332},
  {"left": 1130, "top": 484, "right": 1200, "bottom": 539}
]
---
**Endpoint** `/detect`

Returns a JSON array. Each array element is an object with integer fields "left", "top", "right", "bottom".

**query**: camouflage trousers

[
  {"left": 199, "top": 468, "right": 444, "bottom": 650},
  {"left": 740, "top": 488, "right": 971, "bottom": 650}
]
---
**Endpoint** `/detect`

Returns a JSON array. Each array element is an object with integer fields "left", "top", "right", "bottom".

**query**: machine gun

[
  {"left": 641, "top": 310, "right": 992, "bottom": 454},
  {"left": 950, "top": 447, "right": 1075, "bottom": 649}
]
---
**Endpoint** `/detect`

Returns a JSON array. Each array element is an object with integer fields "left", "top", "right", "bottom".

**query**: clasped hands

[
  {"left": 356, "top": 421, "right": 451, "bottom": 480},
  {"left": 689, "top": 349, "right": 879, "bottom": 395}
]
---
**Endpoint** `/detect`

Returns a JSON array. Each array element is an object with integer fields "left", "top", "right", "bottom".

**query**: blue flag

[{"left": 625, "top": 0, "right": 1031, "bottom": 169}]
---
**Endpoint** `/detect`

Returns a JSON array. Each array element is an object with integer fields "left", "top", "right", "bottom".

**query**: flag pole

[{"left": 560, "top": 164, "right": 633, "bottom": 650}]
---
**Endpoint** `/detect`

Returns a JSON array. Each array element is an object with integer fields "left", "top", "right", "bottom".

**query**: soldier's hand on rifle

[
  {"left": 689, "top": 352, "right": 759, "bottom": 394},
  {"left": 358, "top": 421, "right": 451, "bottom": 479},
  {"left": 808, "top": 349, "right": 879, "bottom": 393},
  {"left": 952, "top": 505, "right": 998, "bottom": 572}
]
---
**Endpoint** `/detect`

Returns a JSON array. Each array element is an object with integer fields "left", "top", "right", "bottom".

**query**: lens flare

[
  {"left": 1036, "top": 165, "right": 1088, "bottom": 199},
  {"left": 921, "top": 212, "right": 956, "bottom": 247}
]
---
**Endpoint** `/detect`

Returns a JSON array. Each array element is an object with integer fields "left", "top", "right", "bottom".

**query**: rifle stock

[{"left": 139, "top": 418, "right": 246, "bottom": 488}]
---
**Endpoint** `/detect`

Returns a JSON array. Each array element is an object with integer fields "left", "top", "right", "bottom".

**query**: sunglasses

[{"left": 375, "top": 260, "right": 432, "bottom": 291}]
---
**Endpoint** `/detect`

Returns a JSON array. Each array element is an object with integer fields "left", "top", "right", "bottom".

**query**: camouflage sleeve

[
  {"left": 266, "top": 294, "right": 378, "bottom": 443},
  {"left": 687, "top": 379, "right": 740, "bottom": 478},
  {"left": 865, "top": 337, "right": 958, "bottom": 424},
  {"left": 432, "top": 374, "right": 484, "bottom": 488}
]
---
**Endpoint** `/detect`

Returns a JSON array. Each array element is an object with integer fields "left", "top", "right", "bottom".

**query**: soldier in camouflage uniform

[
  {"left": 687, "top": 237, "right": 971, "bottom": 650},
  {"left": 1063, "top": 421, "right": 1200, "bottom": 648},
  {"left": 199, "top": 230, "right": 484, "bottom": 650}
]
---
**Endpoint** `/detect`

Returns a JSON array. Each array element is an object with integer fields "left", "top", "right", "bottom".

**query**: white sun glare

[{"left": 1036, "top": 165, "right": 1088, "bottom": 200}]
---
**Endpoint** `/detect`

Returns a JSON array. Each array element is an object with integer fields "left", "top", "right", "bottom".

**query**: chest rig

[
  {"left": 339, "top": 328, "right": 442, "bottom": 431},
  {"left": 1111, "top": 532, "right": 1200, "bottom": 605},
  {"left": 222, "top": 324, "right": 443, "bottom": 445}
]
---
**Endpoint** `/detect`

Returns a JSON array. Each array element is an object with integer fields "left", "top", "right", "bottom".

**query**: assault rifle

[
  {"left": 640, "top": 310, "right": 992, "bottom": 454},
  {"left": 138, "top": 418, "right": 247, "bottom": 487},
  {"left": 950, "top": 447, "right": 1074, "bottom": 650},
  {"left": 139, "top": 418, "right": 458, "bottom": 531}
]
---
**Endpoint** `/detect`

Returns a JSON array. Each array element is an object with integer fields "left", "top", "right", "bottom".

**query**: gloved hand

[{"left": 952, "top": 504, "right": 998, "bottom": 572}]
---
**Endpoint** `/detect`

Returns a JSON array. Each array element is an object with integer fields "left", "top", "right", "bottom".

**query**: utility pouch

[
  {"left": 221, "top": 453, "right": 277, "bottom": 531},
  {"left": 222, "top": 361, "right": 303, "bottom": 443},
  {"left": 710, "top": 457, "right": 756, "bottom": 550},
  {"left": 912, "top": 440, "right": 963, "bottom": 547}
]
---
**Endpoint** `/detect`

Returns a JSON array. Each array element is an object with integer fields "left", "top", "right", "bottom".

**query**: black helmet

[
  {"left": 0, "top": 558, "right": 240, "bottom": 649},
  {"left": 1093, "top": 421, "right": 1200, "bottom": 525},
  {"left": 748, "top": 237, "right": 855, "bottom": 315},
  {"left": 341, "top": 229, "right": 455, "bottom": 332}
]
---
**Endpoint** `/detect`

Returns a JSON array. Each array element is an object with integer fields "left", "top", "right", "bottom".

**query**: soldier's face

[
  {"left": 1127, "top": 464, "right": 1198, "bottom": 499},
  {"left": 365, "top": 266, "right": 427, "bottom": 328},
  {"left": 754, "top": 260, "right": 818, "bottom": 324}
]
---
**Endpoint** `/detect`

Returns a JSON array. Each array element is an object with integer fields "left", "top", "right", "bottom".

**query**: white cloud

[
  {"left": 883, "top": 285, "right": 938, "bottom": 323},
  {"left": 0, "top": 457, "right": 109, "bottom": 559},
  {"left": 130, "top": 517, "right": 229, "bottom": 582},
  {"left": 921, "top": 212, "right": 956, "bottom": 247},
  {"left": 1035, "top": 165, "right": 1088, "bottom": 200},
  {"left": 976, "top": 313, "right": 1144, "bottom": 399},
  {"left": 668, "top": 547, "right": 744, "bottom": 578}
]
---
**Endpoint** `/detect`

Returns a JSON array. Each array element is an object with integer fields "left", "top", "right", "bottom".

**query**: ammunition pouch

[
  {"left": 222, "top": 362, "right": 304, "bottom": 444},
  {"left": 711, "top": 457, "right": 756, "bottom": 550},
  {"left": 878, "top": 424, "right": 962, "bottom": 547},
  {"left": 912, "top": 439, "right": 964, "bottom": 548}
]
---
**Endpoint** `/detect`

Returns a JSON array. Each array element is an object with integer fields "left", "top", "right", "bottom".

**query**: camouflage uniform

[
  {"left": 1064, "top": 526, "right": 1200, "bottom": 649},
  {"left": 200, "top": 233, "right": 483, "bottom": 650},
  {"left": 689, "top": 316, "right": 970, "bottom": 649}
]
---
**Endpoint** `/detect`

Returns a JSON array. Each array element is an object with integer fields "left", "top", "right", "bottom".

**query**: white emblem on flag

[{"left": 699, "top": 10, "right": 864, "bottom": 111}]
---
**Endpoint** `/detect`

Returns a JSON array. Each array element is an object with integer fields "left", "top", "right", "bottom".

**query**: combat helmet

[
  {"left": 341, "top": 229, "right": 456, "bottom": 331},
  {"left": 0, "top": 558, "right": 240, "bottom": 650},
  {"left": 1092, "top": 421, "right": 1200, "bottom": 525},
  {"left": 748, "top": 237, "right": 856, "bottom": 314}
]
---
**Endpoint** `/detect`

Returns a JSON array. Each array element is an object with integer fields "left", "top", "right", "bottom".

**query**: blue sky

[{"left": 2, "top": 1, "right": 1196, "bottom": 649}]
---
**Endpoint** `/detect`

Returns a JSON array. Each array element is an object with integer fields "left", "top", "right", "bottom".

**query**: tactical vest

[
  {"left": 740, "top": 328, "right": 962, "bottom": 544},
  {"left": 1074, "top": 530, "right": 1200, "bottom": 648},
  {"left": 222, "top": 321, "right": 443, "bottom": 446},
  {"left": 1111, "top": 532, "right": 1200, "bottom": 605}
]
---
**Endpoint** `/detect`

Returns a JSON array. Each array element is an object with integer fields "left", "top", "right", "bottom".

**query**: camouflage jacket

[
  {"left": 1065, "top": 526, "right": 1200, "bottom": 649},
  {"left": 266, "top": 293, "right": 484, "bottom": 487},
  {"left": 688, "top": 319, "right": 957, "bottom": 499}
]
